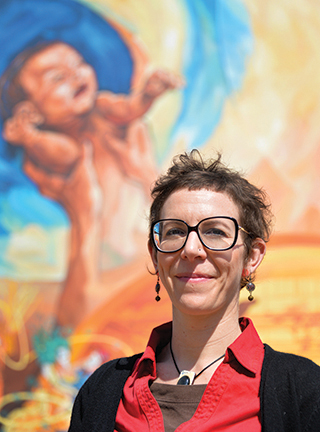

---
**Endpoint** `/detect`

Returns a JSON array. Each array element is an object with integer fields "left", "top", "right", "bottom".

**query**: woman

[{"left": 68, "top": 150, "right": 320, "bottom": 432}]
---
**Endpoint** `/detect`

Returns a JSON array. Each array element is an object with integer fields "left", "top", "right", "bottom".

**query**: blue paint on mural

[
  {"left": 0, "top": 0, "right": 133, "bottom": 92},
  {"left": 170, "top": 0, "right": 253, "bottom": 152}
]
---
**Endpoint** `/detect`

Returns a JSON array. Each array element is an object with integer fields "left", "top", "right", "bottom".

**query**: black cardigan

[{"left": 68, "top": 345, "right": 320, "bottom": 432}]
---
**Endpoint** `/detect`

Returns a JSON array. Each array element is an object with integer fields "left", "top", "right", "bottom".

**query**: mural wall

[{"left": 0, "top": 0, "right": 320, "bottom": 429}]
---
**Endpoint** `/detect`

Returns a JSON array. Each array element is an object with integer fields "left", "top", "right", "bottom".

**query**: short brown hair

[{"left": 149, "top": 150, "right": 273, "bottom": 286}]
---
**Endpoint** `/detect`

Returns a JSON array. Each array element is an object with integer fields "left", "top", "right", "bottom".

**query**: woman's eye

[
  {"left": 204, "top": 228, "right": 227, "bottom": 237},
  {"left": 165, "top": 227, "right": 186, "bottom": 237}
]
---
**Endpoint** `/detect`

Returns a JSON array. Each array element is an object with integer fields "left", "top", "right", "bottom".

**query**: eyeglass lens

[{"left": 153, "top": 217, "right": 237, "bottom": 252}]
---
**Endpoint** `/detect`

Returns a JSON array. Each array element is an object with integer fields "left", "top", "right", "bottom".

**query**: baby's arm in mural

[
  {"left": 97, "top": 70, "right": 182, "bottom": 123},
  {"left": 3, "top": 101, "right": 81, "bottom": 176},
  {"left": 96, "top": 70, "right": 183, "bottom": 191}
]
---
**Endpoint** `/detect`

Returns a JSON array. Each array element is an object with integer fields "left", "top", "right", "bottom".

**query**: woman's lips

[{"left": 176, "top": 273, "right": 212, "bottom": 282}]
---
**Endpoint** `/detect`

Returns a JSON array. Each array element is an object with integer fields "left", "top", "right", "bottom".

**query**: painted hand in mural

[
  {"left": 142, "top": 69, "right": 184, "bottom": 99},
  {"left": 3, "top": 100, "right": 44, "bottom": 142}
]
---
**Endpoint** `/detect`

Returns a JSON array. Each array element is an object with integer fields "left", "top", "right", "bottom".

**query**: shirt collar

[
  {"left": 225, "top": 317, "right": 264, "bottom": 375},
  {"left": 134, "top": 317, "right": 263, "bottom": 378},
  {"left": 134, "top": 321, "right": 172, "bottom": 378}
]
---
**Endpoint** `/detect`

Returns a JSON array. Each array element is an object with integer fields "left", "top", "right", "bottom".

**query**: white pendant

[{"left": 177, "top": 370, "right": 196, "bottom": 385}]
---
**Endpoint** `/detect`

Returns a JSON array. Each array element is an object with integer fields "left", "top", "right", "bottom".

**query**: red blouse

[{"left": 115, "top": 317, "right": 264, "bottom": 432}]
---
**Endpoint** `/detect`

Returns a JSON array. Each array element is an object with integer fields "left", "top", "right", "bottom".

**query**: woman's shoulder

[
  {"left": 72, "top": 353, "right": 142, "bottom": 408},
  {"left": 84, "top": 352, "right": 143, "bottom": 387},
  {"left": 263, "top": 343, "right": 320, "bottom": 371},
  {"left": 68, "top": 353, "right": 143, "bottom": 431},
  {"left": 262, "top": 344, "right": 320, "bottom": 392},
  {"left": 261, "top": 345, "right": 320, "bottom": 432}
]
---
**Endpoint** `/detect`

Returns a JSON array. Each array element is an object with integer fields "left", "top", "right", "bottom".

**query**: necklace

[{"left": 169, "top": 339, "right": 225, "bottom": 385}]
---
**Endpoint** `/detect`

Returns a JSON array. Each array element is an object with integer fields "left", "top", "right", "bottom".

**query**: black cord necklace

[{"left": 169, "top": 339, "right": 225, "bottom": 385}]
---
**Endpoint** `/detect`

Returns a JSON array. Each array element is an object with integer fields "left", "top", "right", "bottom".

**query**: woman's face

[{"left": 149, "top": 188, "right": 265, "bottom": 319}]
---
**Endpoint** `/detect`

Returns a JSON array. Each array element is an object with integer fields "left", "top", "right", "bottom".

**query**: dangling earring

[
  {"left": 246, "top": 275, "right": 255, "bottom": 301},
  {"left": 155, "top": 273, "right": 161, "bottom": 302}
]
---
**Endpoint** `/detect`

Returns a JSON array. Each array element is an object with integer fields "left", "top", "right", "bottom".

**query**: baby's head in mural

[{"left": 0, "top": 41, "right": 98, "bottom": 128}]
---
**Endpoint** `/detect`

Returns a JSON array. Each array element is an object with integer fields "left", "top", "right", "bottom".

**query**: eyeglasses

[{"left": 151, "top": 216, "right": 250, "bottom": 253}]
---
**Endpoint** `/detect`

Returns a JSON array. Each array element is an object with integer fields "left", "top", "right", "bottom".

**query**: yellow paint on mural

[{"left": 241, "top": 245, "right": 320, "bottom": 364}]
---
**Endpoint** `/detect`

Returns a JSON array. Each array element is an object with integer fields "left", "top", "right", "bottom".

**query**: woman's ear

[
  {"left": 245, "top": 238, "right": 266, "bottom": 275},
  {"left": 148, "top": 241, "right": 158, "bottom": 273}
]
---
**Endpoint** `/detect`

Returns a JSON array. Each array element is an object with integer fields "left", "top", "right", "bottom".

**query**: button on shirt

[{"left": 115, "top": 317, "right": 265, "bottom": 432}]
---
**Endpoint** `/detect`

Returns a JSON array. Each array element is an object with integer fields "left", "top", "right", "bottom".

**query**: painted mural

[{"left": 0, "top": 0, "right": 319, "bottom": 430}]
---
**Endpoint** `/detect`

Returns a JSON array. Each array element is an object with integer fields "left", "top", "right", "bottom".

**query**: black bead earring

[
  {"left": 155, "top": 273, "right": 161, "bottom": 302},
  {"left": 246, "top": 275, "right": 255, "bottom": 301}
]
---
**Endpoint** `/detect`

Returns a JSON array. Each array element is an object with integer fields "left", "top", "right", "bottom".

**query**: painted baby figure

[{"left": 1, "top": 41, "right": 182, "bottom": 327}]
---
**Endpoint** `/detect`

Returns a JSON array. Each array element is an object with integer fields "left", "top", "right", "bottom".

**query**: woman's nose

[{"left": 181, "top": 231, "right": 207, "bottom": 260}]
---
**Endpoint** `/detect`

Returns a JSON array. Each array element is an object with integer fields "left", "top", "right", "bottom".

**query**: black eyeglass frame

[{"left": 151, "top": 216, "right": 250, "bottom": 253}]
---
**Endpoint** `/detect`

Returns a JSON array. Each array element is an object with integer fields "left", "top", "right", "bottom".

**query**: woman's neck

[
  {"left": 168, "top": 306, "right": 239, "bottom": 378},
  {"left": 171, "top": 309, "right": 241, "bottom": 365},
  {"left": 155, "top": 304, "right": 242, "bottom": 384}
]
